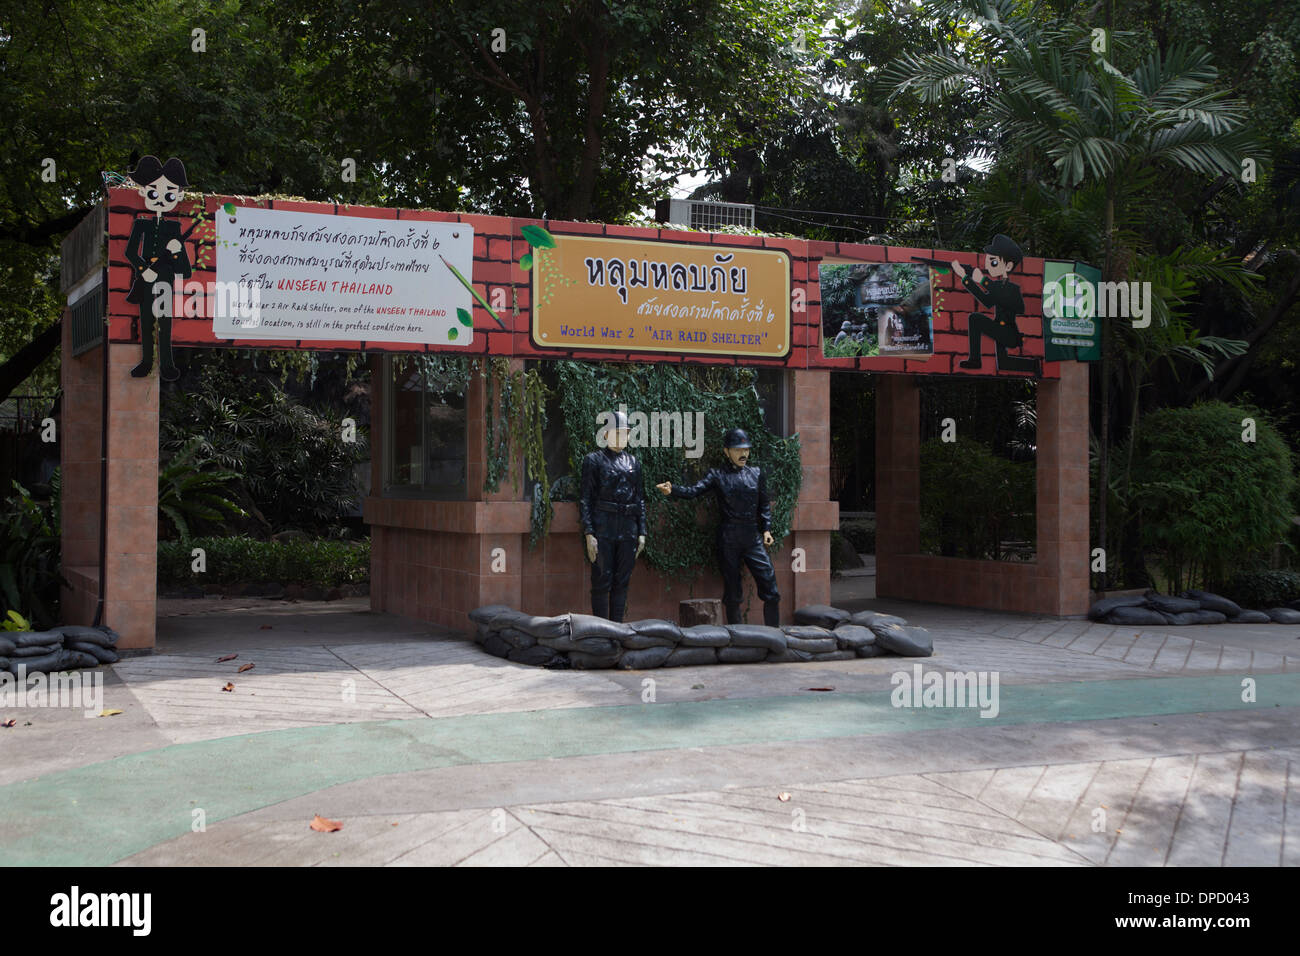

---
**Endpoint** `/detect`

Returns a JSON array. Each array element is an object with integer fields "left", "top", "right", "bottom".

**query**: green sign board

[{"left": 1042, "top": 260, "right": 1102, "bottom": 362}]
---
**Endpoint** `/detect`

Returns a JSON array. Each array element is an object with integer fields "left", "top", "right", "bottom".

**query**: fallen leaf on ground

[
  {"left": 310, "top": 814, "right": 343, "bottom": 832},
  {"left": 237, "top": 662, "right": 255, "bottom": 673},
  {"left": 1, "top": 719, "right": 14, "bottom": 728},
  {"left": 221, "top": 682, "right": 235, "bottom": 692},
  {"left": 807, "top": 687, "right": 835, "bottom": 692},
  {"left": 216, "top": 653, "right": 237, "bottom": 663},
  {"left": 259, "top": 625, "right": 273, "bottom": 630},
  {"left": 98, "top": 709, "right": 123, "bottom": 717},
  {"left": 777, "top": 792, "right": 791, "bottom": 802}
]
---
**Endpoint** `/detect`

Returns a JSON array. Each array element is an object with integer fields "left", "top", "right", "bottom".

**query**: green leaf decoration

[
  {"left": 520, "top": 225, "right": 556, "bottom": 249},
  {"left": 440, "top": 255, "right": 506, "bottom": 329},
  {"left": 448, "top": 327, "right": 458, "bottom": 340},
  {"left": 456, "top": 308, "right": 473, "bottom": 327},
  {"left": 520, "top": 252, "right": 533, "bottom": 271},
  {"left": 222, "top": 202, "right": 236, "bottom": 215}
]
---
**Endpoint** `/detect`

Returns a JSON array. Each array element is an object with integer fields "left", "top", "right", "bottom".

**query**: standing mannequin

[
  {"left": 656, "top": 428, "right": 781, "bottom": 626},
  {"left": 125, "top": 155, "right": 192, "bottom": 382},
  {"left": 579, "top": 411, "right": 646, "bottom": 621}
]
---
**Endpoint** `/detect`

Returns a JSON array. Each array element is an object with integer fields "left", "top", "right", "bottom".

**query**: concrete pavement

[{"left": 1, "top": 591, "right": 1298, "bottom": 866}]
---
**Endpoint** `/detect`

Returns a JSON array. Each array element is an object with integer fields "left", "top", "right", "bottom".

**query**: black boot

[
  {"left": 131, "top": 314, "right": 155, "bottom": 377},
  {"left": 763, "top": 600, "right": 780, "bottom": 628},
  {"left": 724, "top": 603, "right": 742, "bottom": 625},
  {"left": 995, "top": 343, "right": 1039, "bottom": 374}
]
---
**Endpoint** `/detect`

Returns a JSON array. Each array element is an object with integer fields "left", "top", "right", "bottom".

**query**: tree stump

[{"left": 679, "top": 599, "right": 724, "bottom": 627}]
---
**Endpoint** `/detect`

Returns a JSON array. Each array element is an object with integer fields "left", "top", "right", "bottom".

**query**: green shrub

[
  {"left": 0, "top": 479, "right": 63, "bottom": 628},
  {"left": 158, "top": 536, "right": 370, "bottom": 590},
  {"left": 839, "top": 519, "right": 876, "bottom": 553},
  {"left": 1129, "top": 402, "right": 1296, "bottom": 593},
  {"left": 1222, "top": 569, "right": 1300, "bottom": 609},
  {"left": 920, "top": 437, "right": 1035, "bottom": 559}
]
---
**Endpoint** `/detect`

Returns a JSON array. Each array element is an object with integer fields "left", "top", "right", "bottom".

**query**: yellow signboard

[{"left": 531, "top": 235, "right": 790, "bottom": 357}]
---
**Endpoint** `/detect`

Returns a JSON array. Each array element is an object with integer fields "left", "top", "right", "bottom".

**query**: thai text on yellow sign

[{"left": 531, "top": 235, "right": 791, "bottom": 357}]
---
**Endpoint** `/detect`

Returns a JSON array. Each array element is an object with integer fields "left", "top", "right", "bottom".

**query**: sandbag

[
  {"left": 629, "top": 619, "right": 683, "bottom": 643},
  {"left": 567, "top": 649, "right": 621, "bottom": 669},
  {"left": 513, "top": 614, "right": 571, "bottom": 640},
  {"left": 468, "top": 604, "right": 514, "bottom": 625},
  {"left": 1229, "top": 610, "right": 1272, "bottom": 624},
  {"left": 62, "top": 650, "right": 100, "bottom": 670},
  {"left": 1103, "top": 605, "right": 1170, "bottom": 626},
  {"left": 1179, "top": 590, "right": 1243, "bottom": 617},
  {"left": 13, "top": 630, "right": 64, "bottom": 649},
  {"left": 1144, "top": 593, "right": 1201, "bottom": 614},
  {"left": 66, "top": 641, "right": 120, "bottom": 664},
  {"left": 783, "top": 635, "right": 837, "bottom": 654},
  {"left": 10, "top": 650, "right": 61, "bottom": 672},
  {"left": 569, "top": 614, "right": 636, "bottom": 642},
  {"left": 486, "top": 609, "right": 534, "bottom": 633},
  {"left": 497, "top": 627, "right": 537, "bottom": 649},
  {"left": 1086, "top": 595, "right": 1147, "bottom": 620},
  {"left": 1288, "top": 599, "right": 1300, "bottom": 611},
  {"left": 481, "top": 632, "right": 513, "bottom": 659},
  {"left": 537, "top": 634, "right": 621, "bottom": 655},
  {"left": 766, "top": 647, "right": 812, "bottom": 663},
  {"left": 1166, "top": 610, "right": 1227, "bottom": 626},
  {"left": 618, "top": 646, "right": 673, "bottom": 670},
  {"left": 664, "top": 647, "right": 718, "bottom": 667},
  {"left": 507, "top": 645, "right": 566, "bottom": 667},
  {"left": 811, "top": 649, "right": 857, "bottom": 662},
  {"left": 725, "top": 624, "right": 787, "bottom": 653},
  {"left": 849, "top": 611, "right": 907, "bottom": 629},
  {"left": 717, "top": 646, "right": 768, "bottom": 664},
  {"left": 0, "top": 657, "right": 9, "bottom": 672},
  {"left": 781, "top": 625, "right": 835, "bottom": 641},
  {"left": 831, "top": 624, "right": 877, "bottom": 650},
  {"left": 12, "top": 644, "right": 60, "bottom": 658},
  {"left": 54, "top": 625, "right": 119, "bottom": 647},
  {"left": 871, "top": 624, "right": 933, "bottom": 657},
  {"left": 855, "top": 644, "right": 886, "bottom": 658},
  {"left": 793, "top": 605, "right": 850, "bottom": 628},
  {"left": 0, "top": 637, "right": 14, "bottom": 655},
  {"left": 1265, "top": 607, "right": 1300, "bottom": 624},
  {"left": 679, "top": 625, "right": 730, "bottom": 647},
  {"left": 619, "top": 632, "right": 678, "bottom": 649}
]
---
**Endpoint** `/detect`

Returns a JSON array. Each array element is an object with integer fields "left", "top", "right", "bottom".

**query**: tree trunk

[{"left": 0, "top": 319, "right": 61, "bottom": 401}]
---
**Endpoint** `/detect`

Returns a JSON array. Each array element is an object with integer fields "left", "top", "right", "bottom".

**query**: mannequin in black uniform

[
  {"left": 125, "top": 155, "right": 192, "bottom": 381},
  {"left": 579, "top": 411, "right": 646, "bottom": 621},
  {"left": 656, "top": 428, "right": 781, "bottom": 626}
]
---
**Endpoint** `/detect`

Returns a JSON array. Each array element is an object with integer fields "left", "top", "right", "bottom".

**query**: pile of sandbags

[
  {"left": 468, "top": 604, "right": 933, "bottom": 670},
  {"left": 1087, "top": 589, "right": 1300, "bottom": 626},
  {"left": 0, "top": 625, "right": 120, "bottom": 674}
]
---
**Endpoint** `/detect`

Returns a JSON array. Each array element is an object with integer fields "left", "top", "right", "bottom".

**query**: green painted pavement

[{"left": 2, "top": 672, "right": 1297, "bottom": 866}]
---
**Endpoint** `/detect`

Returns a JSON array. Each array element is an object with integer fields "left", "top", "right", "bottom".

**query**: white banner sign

[{"left": 214, "top": 206, "right": 474, "bottom": 345}]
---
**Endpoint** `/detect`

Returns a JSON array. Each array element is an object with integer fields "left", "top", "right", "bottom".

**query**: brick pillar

[
  {"left": 59, "top": 309, "right": 104, "bottom": 629},
  {"left": 102, "top": 344, "right": 160, "bottom": 649},
  {"left": 875, "top": 374, "right": 920, "bottom": 598},
  {"left": 1035, "top": 362, "right": 1090, "bottom": 614},
  {"left": 789, "top": 368, "right": 835, "bottom": 615}
]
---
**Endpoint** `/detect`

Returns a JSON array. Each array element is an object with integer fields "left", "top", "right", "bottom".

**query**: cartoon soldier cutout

[
  {"left": 125, "top": 155, "right": 192, "bottom": 381},
  {"left": 950, "top": 233, "right": 1039, "bottom": 374},
  {"left": 579, "top": 411, "right": 646, "bottom": 622},
  {"left": 656, "top": 428, "right": 781, "bottom": 627}
]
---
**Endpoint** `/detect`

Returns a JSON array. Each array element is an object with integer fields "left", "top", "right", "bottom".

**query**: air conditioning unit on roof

[{"left": 654, "top": 199, "right": 755, "bottom": 230}]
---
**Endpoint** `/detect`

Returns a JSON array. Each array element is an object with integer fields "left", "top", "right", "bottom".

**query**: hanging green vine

[
  {"left": 554, "top": 361, "right": 802, "bottom": 584},
  {"left": 482, "top": 357, "right": 552, "bottom": 546}
]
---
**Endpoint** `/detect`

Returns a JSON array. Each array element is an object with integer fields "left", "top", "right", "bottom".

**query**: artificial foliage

[
  {"left": 553, "top": 361, "right": 802, "bottom": 584},
  {"left": 482, "top": 357, "right": 552, "bottom": 545}
]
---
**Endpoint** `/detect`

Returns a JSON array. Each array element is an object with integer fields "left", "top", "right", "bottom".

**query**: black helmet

[
  {"left": 605, "top": 410, "right": 629, "bottom": 430},
  {"left": 723, "top": 428, "right": 751, "bottom": 449}
]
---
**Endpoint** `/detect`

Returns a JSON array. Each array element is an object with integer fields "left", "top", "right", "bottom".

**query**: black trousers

[
  {"left": 590, "top": 536, "right": 637, "bottom": 622},
  {"left": 131, "top": 291, "right": 179, "bottom": 381},
  {"left": 961, "top": 313, "right": 1038, "bottom": 373},
  {"left": 718, "top": 525, "right": 780, "bottom": 626}
]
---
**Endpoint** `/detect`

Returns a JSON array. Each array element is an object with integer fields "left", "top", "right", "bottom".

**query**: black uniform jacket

[
  {"left": 579, "top": 448, "right": 646, "bottom": 540},
  {"left": 126, "top": 216, "right": 192, "bottom": 303},
  {"left": 960, "top": 273, "right": 1025, "bottom": 344},
  {"left": 670, "top": 462, "right": 772, "bottom": 531}
]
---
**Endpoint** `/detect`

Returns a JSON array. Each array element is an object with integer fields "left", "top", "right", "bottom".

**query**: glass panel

[
  {"left": 423, "top": 387, "right": 467, "bottom": 493},
  {"left": 387, "top": 357, "right": 423, "bottom": 489}
]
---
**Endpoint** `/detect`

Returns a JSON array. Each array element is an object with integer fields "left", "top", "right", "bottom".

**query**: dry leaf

[
  {"left": 777, "top": 792, "right": 791, "bottom": 802},
  {"left": 221, "top": 682, "right": 235, "bottom": 692},
  {"left": 216, "top": 653, "right": 237, "bottom": 663},
  {"left": 237, "top": 662, "right": 255, "bottom": 673},
  {"left": 259, "top": 624, "right": 273, "bottom": 630},
  {"left": 1, "top": 719, "right": 15, "bottom": 728},
  {"left": 807, "top": 687, "right": 835, "bottom": 692},
  {"left": 310, "top": 814, "right": 343, "bottom": 832},
  {"left": 98, "top": 709, "right": 123, "bottom": 717}
]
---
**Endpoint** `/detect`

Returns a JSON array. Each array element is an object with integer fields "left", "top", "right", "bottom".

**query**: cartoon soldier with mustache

[{"left": 125, "top": 155, "right": 192, "bottom": 381}]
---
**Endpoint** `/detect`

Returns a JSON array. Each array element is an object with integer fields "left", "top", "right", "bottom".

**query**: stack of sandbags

[
  {"left": 468, "top": 604, "right": 935, "bottom": 669},
  {"left": 1, "top": 624, "right": 119, "bottom": 673},
  {"left": 1087, "top": 589, "right": 1300, "bottom": 626}
]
